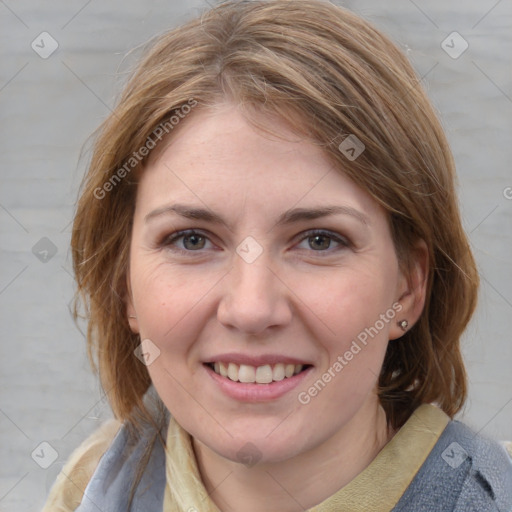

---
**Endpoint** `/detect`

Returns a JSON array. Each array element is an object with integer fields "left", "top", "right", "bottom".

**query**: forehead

[
  {"left": 136, "top": 104, "right": 383, "bottom": 222},
  {"left": 147, "top": 105, "right": 326, "bottom": 176}
]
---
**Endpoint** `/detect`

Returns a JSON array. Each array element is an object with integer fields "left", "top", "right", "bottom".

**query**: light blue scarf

[{"left": 75, "top": 414, "right": 512, "bottom": 511}]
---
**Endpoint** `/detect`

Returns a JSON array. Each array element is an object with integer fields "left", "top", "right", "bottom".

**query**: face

[{"left": 127, "top": 104, "right": 412, "bottom": 465}]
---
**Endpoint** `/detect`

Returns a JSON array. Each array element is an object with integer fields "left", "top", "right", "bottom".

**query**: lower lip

[{"left": 204, "top": 364, "right": 313, "bottom": 402}]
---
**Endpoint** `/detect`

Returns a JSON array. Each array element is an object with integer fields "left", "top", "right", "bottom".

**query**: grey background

[{"left": 0, "top": 1, "right": 511, "bottom": 510}]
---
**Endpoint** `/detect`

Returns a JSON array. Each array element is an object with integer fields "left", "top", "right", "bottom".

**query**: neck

[{"left": 192, "top": 399, "right": 393, "bottom": 512}]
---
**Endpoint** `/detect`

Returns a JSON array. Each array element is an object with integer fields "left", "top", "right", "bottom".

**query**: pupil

[
  {"left": 309, "top": 235, "right": 330, "bottom": 250},
  {"left": 184, "top": 234, "right": 205, "bottom": 250}
]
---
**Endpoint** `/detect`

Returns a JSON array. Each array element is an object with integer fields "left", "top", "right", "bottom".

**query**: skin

[{"left": 127, "top": 104, "right": 427, "bottom": 512}]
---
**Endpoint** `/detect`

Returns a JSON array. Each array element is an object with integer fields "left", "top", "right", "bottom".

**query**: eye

[
  {"left": 307, "top": 234, "right": 333, "bottom": 251},
  {"left": 181, "top": 233, "right": 207, "bottom": 250},
  {"left": 161, "top": 230, "right": 213, "bottom": 252},
  {"left": 295, "top": 230, "right": 348, "bottom": 252}
]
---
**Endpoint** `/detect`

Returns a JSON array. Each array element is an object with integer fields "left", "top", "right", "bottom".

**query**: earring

[
  {"left": 398, "top": 320, "right": 409, "bottom": 331},
  {"left": 129, "top": 315, "right": 137, "bottom": 319}
]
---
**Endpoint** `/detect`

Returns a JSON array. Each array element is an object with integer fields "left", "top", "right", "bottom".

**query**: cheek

[
  {"left": 295, "top": 262, "right": 398, "bottom": 396},
  {"left": 304, "top": 264, "right": 397, "bottom": 342},
  {"left": 129, "top": 260, "right": 222, "bottom": 360},
  {"left": 295, "top": 272, "right": 394, "bottom": 417},
  {"left": 130, "top": 264, "right": 183, "bottom": 339},
  {"left": 132, "top": 257, "right": 195, "bottom": 318},
  {"left": 130, "top": 265, "right": 216, "bottom": 411}
]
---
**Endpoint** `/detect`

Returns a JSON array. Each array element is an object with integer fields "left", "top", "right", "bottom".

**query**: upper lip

[{"left": 204, "top": 353, "right": 312, "bottom": 366}]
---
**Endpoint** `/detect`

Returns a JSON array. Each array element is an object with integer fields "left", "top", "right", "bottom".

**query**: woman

[{"left": 43, "top": 1, "right": 512, "bottom": 510}]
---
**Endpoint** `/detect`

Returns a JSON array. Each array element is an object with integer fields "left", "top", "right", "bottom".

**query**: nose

[{"left": 217, "top": 255, "right": 293, "bottom": 336}]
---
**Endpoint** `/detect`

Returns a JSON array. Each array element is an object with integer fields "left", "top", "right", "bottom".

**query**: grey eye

[
  {"left": 308, "top": 234, "right": 332, "bottom": 250},
  {"left": 182, "top": 234, "right": 206, "bottom": 250}
]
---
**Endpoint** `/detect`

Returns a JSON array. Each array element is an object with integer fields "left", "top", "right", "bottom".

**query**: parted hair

[{"left": 72, "top": 0, "right": 478, "bottom": 432}]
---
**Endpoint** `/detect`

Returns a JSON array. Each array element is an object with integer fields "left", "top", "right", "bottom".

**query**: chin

[{"left": 194, "top": 423, "right": 310, "bottom": 467}]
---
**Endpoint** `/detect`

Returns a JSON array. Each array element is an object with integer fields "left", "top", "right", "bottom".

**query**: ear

[
  {"left": 126, "top": 271, "right": 140, "bottom": 334},
  {"left": 389, "top": 239, "right": 429, "bottom": 340}
]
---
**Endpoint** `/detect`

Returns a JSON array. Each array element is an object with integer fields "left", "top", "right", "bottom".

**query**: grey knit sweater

[
  {"left": 75, "top": 417, "right": 512, "bottom": 511},
  {"left": 392, "top": 420, "right": 512, "bottom": 511}
]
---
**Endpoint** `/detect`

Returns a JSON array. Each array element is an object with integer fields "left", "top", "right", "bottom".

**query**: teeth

[
  {"left": 273, "top": 363, "right": 285, "bottom": 381},
  {"left": 227, "top": 363, "right": 239, "bottom": 381},
  {"left": 210, "top": 361, "right": 306, "bottom": 383},
  {"left": 285, "top": 364, "right": 295, "bottom": 378},
  {"left": 255, "top": 365, "right": 273, "bottom": 384},
  {"left": 238, "top": 364, "right": 255, "bottom": 383}
]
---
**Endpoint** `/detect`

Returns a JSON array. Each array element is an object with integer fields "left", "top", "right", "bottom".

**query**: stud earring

[{"left": 398, "top": 320, "right": 409, "bottom": 331}]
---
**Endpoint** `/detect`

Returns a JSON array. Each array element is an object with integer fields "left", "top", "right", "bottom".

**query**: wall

[{"left": 0, "top": 1, "right": 511, "bottom": 510}]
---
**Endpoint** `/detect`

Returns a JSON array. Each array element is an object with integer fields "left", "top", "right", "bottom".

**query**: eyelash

[
  {"left": 296, "top": 229, "right": 350, "bottom": 253},
  {"left": 159, "top": 229, "right": 350, "bottom": 254},
  {"left": 159, "top": 230, "right": 214, "bottom": 253}
]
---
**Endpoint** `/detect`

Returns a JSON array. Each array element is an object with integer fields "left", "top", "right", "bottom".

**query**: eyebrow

[
  {"left": 145, "top": 204, "right": 224, "bottom": 224},
  {"left": 275, "top": 206, "right": 369, "bottom": 227},
  {"left": 144, "top": 203, "right": 369, "bottom": 227}
]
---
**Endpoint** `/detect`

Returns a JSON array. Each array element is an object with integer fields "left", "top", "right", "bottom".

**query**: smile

[{"left": 207, "top": 362, "right": 307, "bottom": 384}]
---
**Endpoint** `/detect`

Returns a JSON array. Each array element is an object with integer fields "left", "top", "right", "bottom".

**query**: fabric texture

[
  {"left": 73, "top": 415, "right": 167, "bottom": 512},
  {"left": 42, "top": 419, "right": 121, "bottom": 512},
  {"left": 42, "top": 404, "right": 512, "bottom": 511},
  {"left": 393, "top": 420, "right": 512, "bottom": 512},
  {"left": 309, "top": 404, "right": 449, "bottom": 511}
]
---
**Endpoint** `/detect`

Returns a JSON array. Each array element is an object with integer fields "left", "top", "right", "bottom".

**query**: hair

[{"left": 72, "top": 0, "right": 478, "bottom": 439}]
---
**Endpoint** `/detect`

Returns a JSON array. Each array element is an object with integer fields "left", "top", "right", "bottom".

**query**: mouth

[{"left": 204, "top": 361, "right": 312, "bottom": 384}]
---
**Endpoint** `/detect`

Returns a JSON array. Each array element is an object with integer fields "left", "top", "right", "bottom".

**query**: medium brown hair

[{"left": 72, "top": 0, "right": 478, "bottom": 430}]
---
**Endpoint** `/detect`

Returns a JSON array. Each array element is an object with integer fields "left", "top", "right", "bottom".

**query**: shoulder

[
  {"left": 394, "top": 419, "right": 512, "bottom": 512},
  {"left": 42, "top": 419, "right": 122, "bottom": 512},
  {"left": 447, "top": 421, "right": 512, "bottom": 510}
]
